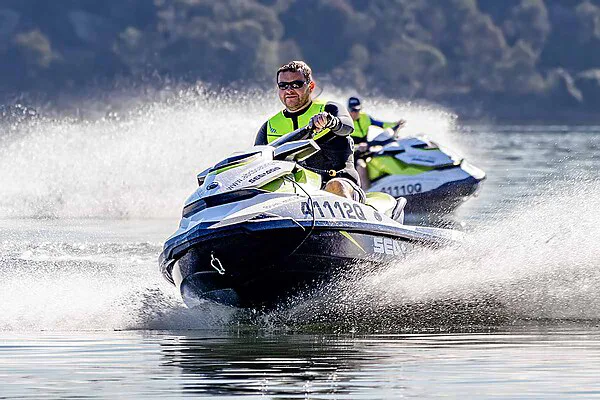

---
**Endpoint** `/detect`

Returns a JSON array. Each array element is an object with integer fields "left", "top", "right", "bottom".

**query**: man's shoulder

[
  {"left": 360, "top": 112, "right": 374, "bottom": 121},
  {"left": 266, "top": 109, "right": 285, "bottom": 122}
]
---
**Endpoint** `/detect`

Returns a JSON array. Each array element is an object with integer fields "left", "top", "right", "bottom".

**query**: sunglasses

[{"left": 277, "top": 80, "right": 307, "bottom": 90}]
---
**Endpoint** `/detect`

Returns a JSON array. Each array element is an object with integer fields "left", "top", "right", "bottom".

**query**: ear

[{"left": 309, "top": 81, "right": 315, "bottom": 91}]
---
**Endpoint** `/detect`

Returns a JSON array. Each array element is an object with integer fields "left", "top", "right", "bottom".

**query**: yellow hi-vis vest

[
  {"left": 351, "top": 112, "right": 396, "bottom": 139},
  {"left": 266, "top": 100, "right": 330, "bottom": 143}
]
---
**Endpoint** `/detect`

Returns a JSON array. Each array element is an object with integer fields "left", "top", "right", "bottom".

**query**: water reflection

[
  {"left": 159, "top": 334, "right": 370, "bottom": 397},
  {"left": 158, "top": 325, "right": 600, "bottom": 398}
]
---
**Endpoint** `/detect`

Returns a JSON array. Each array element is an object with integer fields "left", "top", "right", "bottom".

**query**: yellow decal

[{"left": 340, "top": 230, "right": 366, "bottom": 253}]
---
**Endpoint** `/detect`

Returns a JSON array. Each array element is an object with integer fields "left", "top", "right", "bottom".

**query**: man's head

[
  {"left": 348, "top": 97, "right": 362, "bottom": 121},
  {"left": 277, "top": 61, "right": 315, "bottom": 112}
]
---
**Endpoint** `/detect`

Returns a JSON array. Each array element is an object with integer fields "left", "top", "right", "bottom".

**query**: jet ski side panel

[
  {"left": 369, "top": 174, "right": 483, "bottom": 213},
  {"left": 170, "top": 222, "right": 419, "bottom": 308},
  {"left": 368, "top": 165, "right": 485, "bottom": 214}
]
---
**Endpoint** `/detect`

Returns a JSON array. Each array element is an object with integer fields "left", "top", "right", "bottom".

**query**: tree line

[{"left": 1, "top": 0, "right": 600, "bottom": 120}]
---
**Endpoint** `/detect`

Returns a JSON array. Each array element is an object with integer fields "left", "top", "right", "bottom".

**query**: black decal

[
  {"left": 322, "top": 201, "right": 334, "bottom": 217},
  {"left": 415, "top": 183, "right": 422, "bottom": 192},
  {"left": 343, "top": 202, "right": 356, "bottom": 219},
  {"left": 333, "top": 202, "right": 346, "bottom": 218},
  {"left": 313, "top": 202, "right": 325, "bottom": 217},
  {"left": 301, "top": 202, "right": 312, "bottom": 215},
  {"left": 248, "top": 167, "right": 281, "bottom": 184},
  {"left": 353, "top": 204, "right": 366, "bottom": 220}
]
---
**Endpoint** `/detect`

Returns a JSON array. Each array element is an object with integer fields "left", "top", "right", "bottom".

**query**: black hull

[
  {"left": 161, "top": 221, "right": 417, "bottom": 308},
  {"left": 400, "top": 176, "right": 483, "bottom": 214}
]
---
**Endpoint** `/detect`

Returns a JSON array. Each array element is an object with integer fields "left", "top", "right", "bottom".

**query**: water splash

[
  {"left": 0, "top": 86, "right": 455, "bottom": 219},
  {"left": 0, "top": 235, "right": 240, "bottom": 331},
  {"left": 3, "top": 86, "right": 597, "bottom": 332},
  {"left": 1, "top": 179, "right": 598, "bottom": 332},
  {"left": 262, "top": 179, "right": 600, "bottom": 331}
]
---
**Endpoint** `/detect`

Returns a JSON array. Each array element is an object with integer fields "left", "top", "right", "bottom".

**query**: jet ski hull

[
  {"left": 160, "top": 134, "right": 465, "bottom": 309},
  {"left": 368, "top": 164, "right": 485, "bottom": 215},
  {"left": 160, "top": 219, "right": 426, "bottom": 308},
  {"left": 395, "top": 175, "right": 482, "bottom": 214},
  {"left": 365, "top": 134, "right": 486, "bottom": 216}
]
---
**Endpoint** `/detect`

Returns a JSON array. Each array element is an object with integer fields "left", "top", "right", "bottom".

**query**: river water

[{"left": 1, "top": 93, "right": 599, "bottom": 398}]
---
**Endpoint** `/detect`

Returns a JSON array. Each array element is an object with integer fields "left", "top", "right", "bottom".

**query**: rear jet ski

[
  {"left": 159, "top": 125, "right": 463, "bottom": 309},
  {"left": 361, "top": 129, "right": 486, "bottom": 216}
]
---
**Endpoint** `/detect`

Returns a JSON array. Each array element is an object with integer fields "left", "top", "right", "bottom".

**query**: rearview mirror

[{"left": 273, "top": 140, "right": 320, "bottom": 161}]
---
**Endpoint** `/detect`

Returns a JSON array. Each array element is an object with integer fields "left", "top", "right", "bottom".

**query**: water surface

[{"left": 1, "top": 97, "right": 599, "bottom": 397}]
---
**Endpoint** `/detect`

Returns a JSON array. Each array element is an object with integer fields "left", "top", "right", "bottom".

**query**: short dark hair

[{"left": 277, "top": 61, "right": 312, "bottom": 83}]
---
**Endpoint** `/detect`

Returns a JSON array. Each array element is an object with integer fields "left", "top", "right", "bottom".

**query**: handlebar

[
  {"left": 270, "top": 113, "right": 338, "bottom": 148},
  {"left": 270, "top": 125, "right": 316, "bottom": 148}
]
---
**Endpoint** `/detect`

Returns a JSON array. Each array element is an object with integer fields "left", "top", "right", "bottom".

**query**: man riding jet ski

[
  {"left": 159, "top": 122, "right": 464, "bottom": 309},
  {"left": 356, "top": 127, "right": 486, "bottom": 216},
  {"left": 347, "top": 97, "right": 486, "bottom": 216},
  {"left": 348, "top": 96, "right": 405, "bottom": 190},
  {"left": 255, "top": 61, "right": 364, "bottom": 202},
  {"left": 159, "top": 62, "right": 463, "bottom": 308},
  {"left": 348, "top": 96, "right": 406, "bottom": 144}
]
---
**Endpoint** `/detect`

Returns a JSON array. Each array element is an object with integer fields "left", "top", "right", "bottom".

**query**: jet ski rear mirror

[
  {"left": 197, "top": 151, "right": 264, "bottom": 186},
  {"left": 271, "top": 126, "right": 314, "bottom": 147},
  {"left": 197, "top": 167, "right": 211, "bottom": 186},
  {"left": 273, "top": 140, "right": 320, "bottom": 161}
]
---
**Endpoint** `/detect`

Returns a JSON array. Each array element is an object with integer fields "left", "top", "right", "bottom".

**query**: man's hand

[
  {"left": 395, "top": 119, "right": 406, "bottom": 130},
  {"left": 309, "top": 112, "right": 337, "bottom": 132}
]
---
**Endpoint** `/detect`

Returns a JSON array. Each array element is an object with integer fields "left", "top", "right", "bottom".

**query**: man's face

[
  {"left": 277, "top": 70, "right": 312, "bottom": 111},
  {"left": 349, "top": 109, "right": 360, "bottom": 121}
]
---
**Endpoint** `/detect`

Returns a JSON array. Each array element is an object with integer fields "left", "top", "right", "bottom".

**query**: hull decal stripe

[{"left": 339, "top": 230, "right": 366, "bottom": 253}]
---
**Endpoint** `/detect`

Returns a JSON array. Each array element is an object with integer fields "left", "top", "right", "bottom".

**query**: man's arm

[
  {"left": 371, "top": 116, "right": 405, "bottom": 130},
  {"left": 254, "top": 122, "right": 268, "bottom": 145},
  {"left": 324, "top": 101, "right": 354, "bottom": 136},
  {"left": 369, "top": 116, "right": 385, "bottom": 128}
]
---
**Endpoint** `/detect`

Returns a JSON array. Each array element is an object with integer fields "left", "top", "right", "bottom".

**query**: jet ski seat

[{"left": 365, "top": 192, "right": 407, "bottom": 222}]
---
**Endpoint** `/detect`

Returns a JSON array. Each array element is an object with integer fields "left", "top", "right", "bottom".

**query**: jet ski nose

[{"left": 181, "top": 271, "right": 241, "bottom": 308}]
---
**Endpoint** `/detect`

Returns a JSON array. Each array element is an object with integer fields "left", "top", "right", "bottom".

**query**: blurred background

[{"left": 2, "top": 0, "right": 600, "bottom": 121}]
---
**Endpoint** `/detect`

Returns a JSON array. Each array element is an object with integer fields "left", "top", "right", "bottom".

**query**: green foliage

[{"left": 2, "top": 0, "right": 600, "bottom": 116}]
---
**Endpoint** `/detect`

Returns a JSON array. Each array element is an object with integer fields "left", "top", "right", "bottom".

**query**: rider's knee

[
  {"left": 325, "top": 178, "right": 365, "bottom": 202},
  {"left": 324, "top": 179, "right": 346, "bottom": 195}
]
